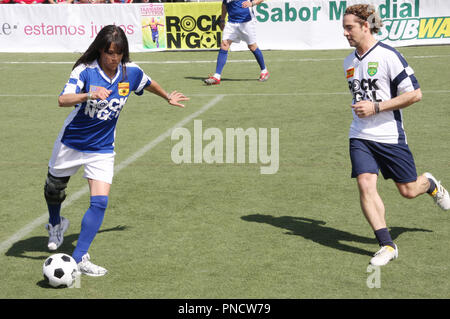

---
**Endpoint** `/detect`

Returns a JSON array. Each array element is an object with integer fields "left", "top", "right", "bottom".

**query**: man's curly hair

[{"left": 344, "top": 4, "right": 383, "bottom": 34}]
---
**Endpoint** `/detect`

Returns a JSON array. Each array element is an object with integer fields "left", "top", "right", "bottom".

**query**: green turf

[{"left": 0, "top": 45, "right": 449, "bottom": 298}]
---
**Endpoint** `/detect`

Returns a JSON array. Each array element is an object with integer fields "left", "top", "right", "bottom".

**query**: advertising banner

[
  {"left": 140, "top": 3, "right": 166, "bottom": 51},
  {"left": 0, "top": 1, "right": 449, "bottom": 53},
  {"left": 248, "top": 0, "right": 450, "bottom": 51},
  {"left": 0, "top": 4, "right": 141, "bottom": 52},
  {"left": 163, "top": 3, "right": 222, "bottom": 50}
]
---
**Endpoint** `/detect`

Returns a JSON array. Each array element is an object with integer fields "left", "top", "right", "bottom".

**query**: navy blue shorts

[{"left": 349, "top": 138, "right": 418, "bottom": 183}]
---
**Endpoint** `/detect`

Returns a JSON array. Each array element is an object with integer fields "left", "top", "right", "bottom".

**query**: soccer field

[{"left": 0, "top": 45, "right": 449, "bottom": 299}]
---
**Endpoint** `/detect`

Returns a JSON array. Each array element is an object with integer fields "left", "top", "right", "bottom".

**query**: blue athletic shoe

[{"left": 46, "top": 216, "right": 69, "bottom": 251}]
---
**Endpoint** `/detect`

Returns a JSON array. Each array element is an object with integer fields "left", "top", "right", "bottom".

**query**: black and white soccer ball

[
  {"left": 200, "top": 32, "right": 217, "bottom": 49},
  {"left": 43, "top": 253, "right": 78, "bottom": 288}
]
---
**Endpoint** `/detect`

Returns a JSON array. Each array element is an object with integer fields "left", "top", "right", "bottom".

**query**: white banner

[
  {"left": 248, "top": 0, "right": 450, "bottom": 51},
  {"left": 0, "top": 1, "right": 449, "bottom": 52},
  {"left": 0, "top": 4, "right": 142, "bottom": 53}
]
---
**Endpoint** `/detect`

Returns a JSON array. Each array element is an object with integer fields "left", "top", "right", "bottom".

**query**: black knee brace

[{"left": 44, "top": 172, "right": 70, "bottom": 205}]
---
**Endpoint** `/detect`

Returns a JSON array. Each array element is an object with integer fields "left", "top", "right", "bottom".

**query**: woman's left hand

[{"left": 167, "top": 91, "right": 190, "bottom": 108}]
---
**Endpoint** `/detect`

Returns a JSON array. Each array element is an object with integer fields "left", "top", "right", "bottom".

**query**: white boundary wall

[{"left": 0, "top": 1, "right": 449, "bottom": 52}]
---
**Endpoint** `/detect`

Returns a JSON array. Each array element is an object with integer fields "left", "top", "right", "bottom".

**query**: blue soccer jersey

[
  {"left": 58, "top": 60, "right": 151, "bottom": 153},
  {"left": 223, "top": 0, "right": 254, "bottom": 23}
]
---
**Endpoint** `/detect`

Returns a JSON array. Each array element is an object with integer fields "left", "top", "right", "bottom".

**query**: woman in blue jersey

[
  {"left": 204, "top": 0, "right": 269, "bottom": 85},
  {"left": 44, "top": 25, "right": 189, "bottom": 276}
]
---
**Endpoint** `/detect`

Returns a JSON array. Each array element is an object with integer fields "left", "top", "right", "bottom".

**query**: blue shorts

[
  {"left": 152, "top": 30, "right": 159, "bottom": 42},
  {"left": 349, "top": 138, "right": 417, "bottom": 183}
]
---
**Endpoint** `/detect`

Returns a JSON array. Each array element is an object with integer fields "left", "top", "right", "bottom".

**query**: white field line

[
  {"left": 0, "top": 54, "right": 449, "bottom": 65},
  {"left": 1, "top": 90, "right": 450, "bottom": 99},
  {"left": 0, "top": 92, "right": 350, "bottom": 98},
  {"left": 0, "top": 94, "right": 225, "bottom": 255}
]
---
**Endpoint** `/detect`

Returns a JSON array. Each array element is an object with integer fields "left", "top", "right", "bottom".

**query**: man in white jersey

[
  {"left": 204, "top": 0, "right": 269, "bottom": 85},
  {"left": 342, "top": 4, "right": 450, "bottom": 266},
  {"left": 44, "top": 25, "right": 189, "bottom": 276}
]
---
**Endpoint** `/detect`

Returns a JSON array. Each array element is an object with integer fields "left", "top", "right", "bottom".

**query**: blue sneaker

[{"left": 46, "top": 216, "right": 69, "bottom": 251}]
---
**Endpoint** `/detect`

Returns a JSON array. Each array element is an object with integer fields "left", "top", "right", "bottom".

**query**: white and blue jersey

[
  {"left": 223, "top": 0, "right": 254, "bottom": 23},
  {"left": 58, "top": 60, "right": 151, "bottom": 153},
  {"left": 343, "top": 41, "right": 420, "bottom": 144}
]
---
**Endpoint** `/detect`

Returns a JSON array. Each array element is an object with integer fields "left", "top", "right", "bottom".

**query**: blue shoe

[{"left": 46, "top": 216, "right": 69, "bottom": 251}]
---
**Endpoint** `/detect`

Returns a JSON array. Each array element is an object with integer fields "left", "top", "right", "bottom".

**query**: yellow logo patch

[{"left": 118, "top": 82, "right": 129, "bottom": 96}]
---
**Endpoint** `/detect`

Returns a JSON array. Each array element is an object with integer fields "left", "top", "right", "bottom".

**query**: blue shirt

[
  {"left": 58, "top": 60, "right": 151, "bottom": 153},
  {"left": 223, "top": 0, "right": 254, "bottom": 23}
]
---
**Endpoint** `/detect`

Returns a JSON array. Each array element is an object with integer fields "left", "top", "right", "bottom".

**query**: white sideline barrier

[{"left": 0, "top": 1, "right": 449, "bottom": 52}]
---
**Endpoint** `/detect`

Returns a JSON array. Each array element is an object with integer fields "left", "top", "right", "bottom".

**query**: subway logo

[{"left": 379, "top": 17, "right": 450, "bottom": 41}]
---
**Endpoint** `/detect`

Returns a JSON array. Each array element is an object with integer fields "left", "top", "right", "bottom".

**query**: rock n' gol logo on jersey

[
  {"left": 85, "top": 97, "right": 128, "bottom": 121},
  {"left": 367, "top": 62, "right": 379, "bottom": 77}
]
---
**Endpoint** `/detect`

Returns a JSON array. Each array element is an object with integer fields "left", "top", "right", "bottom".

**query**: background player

[
  {"left": 142, "top": 17, "right": 165, "bottom": 49},
  {"left": 204, "top": 0, "right": 268, "bottom": 85},
  {"left": 342, "top": 4, "right": 450, "bottom": 266},
  {"left": 44, "top": 25, "right": 189, "bottom": 276}
]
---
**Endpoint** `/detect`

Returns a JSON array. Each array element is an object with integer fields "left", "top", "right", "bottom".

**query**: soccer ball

[
  {"left": 43, "top": 253, "right": 78, "bottom": 288},
  {"left": 200, "top": 32, "right": 217, "bottom": 49}
]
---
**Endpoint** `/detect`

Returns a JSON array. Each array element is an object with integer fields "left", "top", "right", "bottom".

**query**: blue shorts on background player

[
  {"left": 43, "top": 25, "right": 189, "bottom": 277},
  {"left": 204, "top": 0, "right": 269, "bottom": 85}
]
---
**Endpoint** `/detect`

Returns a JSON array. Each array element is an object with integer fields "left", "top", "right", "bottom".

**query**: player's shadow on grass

[
  {"left": 4, "top": 225, "right": 129, "bottom": 260},
  {"left": 241, "top": 214, "right": 432, "bottom": 256},
  {"left": 185, "top": 76, "right": 256, "bottom": 83}
]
